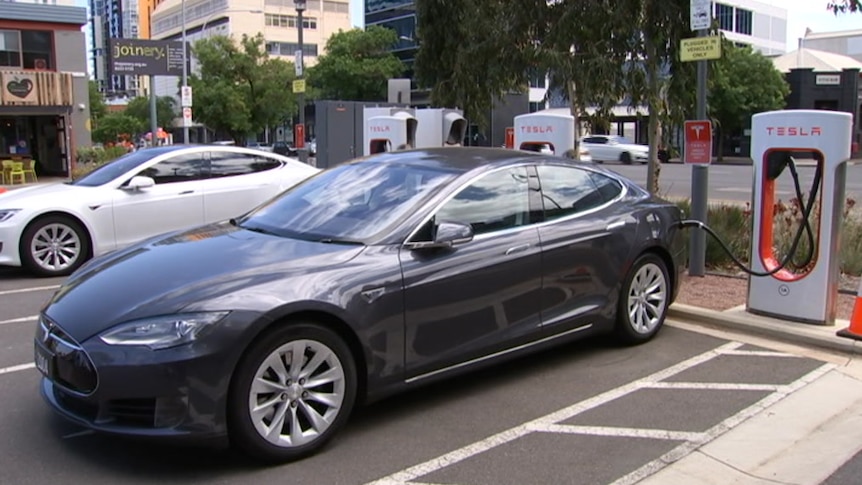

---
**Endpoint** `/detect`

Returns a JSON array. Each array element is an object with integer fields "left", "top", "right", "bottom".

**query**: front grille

[
  {"left": 54, "top": 387, "right": 98, "bottom": 421},
  {"left": 106, "top": 399, "right": 157, "bottom": 426},
  {"left": 38, "top": 315, "right": 98, "bottom": 394}
]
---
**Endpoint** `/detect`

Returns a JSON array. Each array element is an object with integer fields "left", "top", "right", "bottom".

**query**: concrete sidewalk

[{"left": 660, "top": 303, "right": 862, "bottom": 485}]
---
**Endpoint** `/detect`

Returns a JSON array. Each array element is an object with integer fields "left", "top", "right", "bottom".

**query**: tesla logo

[
  {"left": 369, "top": 126, "right": 390, "bottom": 133},
  {"left": 766, "top": 127, "right": 822, "bottom": 136},
  {"left": 690, "top": 124, "right": 705, "bottom": 139},
  {"left": 520, "top": 125, "right": 553, "bottom": 134}
]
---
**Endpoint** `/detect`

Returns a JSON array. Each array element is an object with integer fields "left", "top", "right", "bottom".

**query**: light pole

[
  {"left": 181, "top": 0, "right": 189, "bottom": 144},
  {"left": 295, "top": 0, "right": 308, "bottom": 163}
]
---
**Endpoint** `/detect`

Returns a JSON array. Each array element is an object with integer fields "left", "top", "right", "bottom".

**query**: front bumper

[
  {"left": 0, "top": 221, "right": 24, "bottom": 267},
  {"left": 36, "top": 311, "right": 264, "bottom": 439}
]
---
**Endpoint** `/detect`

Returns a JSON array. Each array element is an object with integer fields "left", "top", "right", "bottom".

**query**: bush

[
  {"left": 674, "top": 197, "right": 862, "bottom": 276},
  {"left": 73, "top": 146, "right": 127, "bottom": 180}
]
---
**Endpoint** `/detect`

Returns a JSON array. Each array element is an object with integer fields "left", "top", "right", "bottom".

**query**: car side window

[
  {"left": 589, "top": 172, "right": 623, "bottom": 203},
  {"left": 537, "top": 165, "right": 610, "bottom": 219},
  {"left": 208, "top": 152, "right": 282, "bottom": 178},
  {"left": 136, "top": 153, "right": 204, "bottom": 184},
  {"left": 433, "top": 167, "right": 531, "bottom": 236}
]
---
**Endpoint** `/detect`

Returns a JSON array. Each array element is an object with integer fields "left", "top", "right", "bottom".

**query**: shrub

[{"left": 73, "top": 146, "right": 128, "bottom": 180}]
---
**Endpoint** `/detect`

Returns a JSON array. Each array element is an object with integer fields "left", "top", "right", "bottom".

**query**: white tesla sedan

[{"left": 0, "top": 145, "right": 319, "bottom": 277}]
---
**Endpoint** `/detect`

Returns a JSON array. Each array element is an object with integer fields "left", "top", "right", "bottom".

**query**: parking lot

[{"left": 0, "top": 267, "right": 844, "bottom": 484}]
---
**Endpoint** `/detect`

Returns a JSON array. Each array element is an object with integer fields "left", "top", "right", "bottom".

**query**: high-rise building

[
  {"left": 89, "top": 0, "right": 142, "bottom": 98},
  {"left": 364, "top": 0, "right": 416, "bottom": 80}
]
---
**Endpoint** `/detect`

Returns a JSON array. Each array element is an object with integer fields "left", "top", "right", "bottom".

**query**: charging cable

[{"left": 678, "top": 156, "right": 821, "bottom": 277}]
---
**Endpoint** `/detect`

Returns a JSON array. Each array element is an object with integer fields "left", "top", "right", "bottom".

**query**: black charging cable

[{"left": 678, "top": 156, "right": 821, "bottom": 277}]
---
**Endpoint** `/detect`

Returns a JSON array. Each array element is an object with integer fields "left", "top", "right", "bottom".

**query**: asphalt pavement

[{"left": 1, "top": 267, "right": 862, "bottom": 484}]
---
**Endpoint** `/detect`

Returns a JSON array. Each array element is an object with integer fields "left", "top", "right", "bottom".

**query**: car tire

[
  {"left": 227, "top": 322, "right": 357, "bottom": 464},
  {"left": 20, "top": 215, "right": 90, "bottom": 277},
  {"left": 620, "top": 152, "right": 632, "bottom": 164},
  {"left": 614, "top": 253, "right": 670, "bottom": 345}
]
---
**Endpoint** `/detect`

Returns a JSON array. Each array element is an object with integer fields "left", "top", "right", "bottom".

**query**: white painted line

[
  {"left": 363, "top": 342, "right": 742, "bottom": 485},
  {"left": 644, "top": 382, "right": 782, "bottom": 392},
  {"left": 609, "top": 363, "right": 836, "bottom": 485},
  {"left": 529, "top": 423, "right": 706, "bottom": 442},
  {"left": 0, "top": 362, "right": 35, "bottom": 375},
  {"left": 0, "top": 284, "right": 60, "bottom": 296},
  {"left": 720, "top": 349, "right": 798, "bottom": 358},
  {"left": 0, "top": 315, "right": 38, "bottom": 326},
  {"left": 62, "top": 429, "right": 95, "bottom": 439}
]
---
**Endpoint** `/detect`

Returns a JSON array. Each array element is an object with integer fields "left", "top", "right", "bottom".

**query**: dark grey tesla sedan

[{"left": 34, "top": 147, "right": 686, "bottom": 463}]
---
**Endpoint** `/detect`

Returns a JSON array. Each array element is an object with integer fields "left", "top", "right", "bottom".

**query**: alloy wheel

[
  {"left": 30, "top": 222, "right": 82, "bottom": 273},
  {"left": 626, "top": 262, "right": 668, "bottom": 334}
]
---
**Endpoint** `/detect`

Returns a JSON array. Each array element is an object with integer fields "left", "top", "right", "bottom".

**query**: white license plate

[{"left": 34, "top": 345, "right": 53, "bottom": 377}]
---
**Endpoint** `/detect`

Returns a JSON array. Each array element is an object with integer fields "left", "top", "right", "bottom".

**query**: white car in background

[
  {"left": 532, "top": 143, "right": 592, "bottom": 162},
  {"left": 0, "top": 145, "right": 319, "bottom": 277},
  {"left": 581, "top": 135, "right": 649, "bottom": 164}
]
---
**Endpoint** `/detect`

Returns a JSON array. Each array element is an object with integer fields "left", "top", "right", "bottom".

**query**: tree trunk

[
  {"left": 567, "top": 80, "right": 580, "bottom": 151},
  {"left": 645, "top": 39, "right": 661, "bottom": 195}
]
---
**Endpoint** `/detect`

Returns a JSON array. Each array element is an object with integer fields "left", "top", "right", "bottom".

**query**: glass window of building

[
  {"left": 735, "top": 8, "right": 753, "bottom": 35},
  {"left": 0, "top": 30, "right": 21, "bottom": 67},
  {"left": 21, "top": 30, "right": 52, "bottom": 69},
  {"left": 716, "top": 3, "right": 734, "bottom": 31}
]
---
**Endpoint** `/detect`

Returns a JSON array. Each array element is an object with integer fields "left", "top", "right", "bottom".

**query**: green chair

[{"left": 7, "top": 161, "right": 25, "bottom": 185}]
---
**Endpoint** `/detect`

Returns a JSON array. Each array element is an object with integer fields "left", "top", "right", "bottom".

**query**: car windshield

[
  {"left": 70, "top": 148, "right": 171, "bottom": 187},
  {"left": 238, "top": 161, "right": 460, "bottom": 242}
]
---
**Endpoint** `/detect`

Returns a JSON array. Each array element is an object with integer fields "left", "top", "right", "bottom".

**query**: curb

[{"left": 668, "top": 303, "right": 862, "bottom": 356}]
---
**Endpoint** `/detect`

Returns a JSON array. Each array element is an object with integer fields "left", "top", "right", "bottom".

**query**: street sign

[
  {"left": 690, "top": 0, "right": 711, "bottom": 31},
  {"left": 684, "top": 120, "right": 712, "bottom": 165},
  {"left": 182, "top": 107, "right": 192, "bottom": 127},
  {"left": 505, "top": 127, "right": 514, "bottom": 149},
  {"left": 292, "top": 79, "right": 306, "bottom": 94},
  {"left": 180, "top": 85, "right": 193, "bottom": 107},
  {"left": 108, "top": 38, "right": 185, "bottom": 76},
  {"left": 294, "top": 124, "right": 305, "bottom": 148},
  {"left": 680, "top": 36, "right": 722, "bottom": 62},
  {"left": 294, "top": 50, "right": 303, "bottom": 77}
]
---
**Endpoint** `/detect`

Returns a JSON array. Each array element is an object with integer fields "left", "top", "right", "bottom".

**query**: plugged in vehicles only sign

[{"left": 680, "top": 36, "right": 722, "bottom": 62}]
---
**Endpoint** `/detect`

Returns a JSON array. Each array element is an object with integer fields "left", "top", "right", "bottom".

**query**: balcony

[{"left": 0, "top": 69, "right": 74, "bottom": 107}]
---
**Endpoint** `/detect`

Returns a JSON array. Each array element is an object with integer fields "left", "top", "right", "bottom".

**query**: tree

[
  {"left": 828, "top": 1, "right": 861, "bottom": 12},
  {"left": 123, "top": 95, "right": 176, "bottom": 130},
  {"left": 88, "top": 80, "right": 106, "bottom": 121},
  {"left": 91, "top": 113, "right": 143, "bottom": 144},
  {"left": 189, "top": 34, "right": 297, "bottom": 142},
  {"left": 306, "top": 26, "right": 406, "bottom": 101},
  {"left": 708, "top": 40, "right": 789, "bottom": 160}
]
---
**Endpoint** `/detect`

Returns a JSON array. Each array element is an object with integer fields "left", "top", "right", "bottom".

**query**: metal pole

[
  {"left": 688, "top": 28, "right": 709, "bottom": 276},
  {"left": 149, "top": 74, "right": 158, "bottom": 146},
  {"left": 181, "top": 0, "right": 189, "bottom": 144},
  {"left": 297, "top": 4, "right": 307, "bottom": 163}
]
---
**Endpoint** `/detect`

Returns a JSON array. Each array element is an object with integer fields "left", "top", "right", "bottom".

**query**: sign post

[
  {"left": 181, "top": 86, "right": 193, "bottom": 128},
  {"left": 684, "top": 120, "right": 712, "bottom": 165},
  {"left": 295, "top": 123, "right": 305, "bottom": 149}
]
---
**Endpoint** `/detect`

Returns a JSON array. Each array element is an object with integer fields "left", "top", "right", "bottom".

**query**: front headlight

[
  {"left": 0, "top": 209, "right": 21, "bottom": 222},
  {"left": 99, "top": 312, "right": 230, "bottom": 350}
]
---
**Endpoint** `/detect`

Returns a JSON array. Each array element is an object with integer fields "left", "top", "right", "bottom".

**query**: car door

[
  {"left": 111, "top": 151, "right": 205, "bottom": 249},
  {"left": 202, "top": 150, "right": 285, "bottom": 223},
  {"left": 583, "top": 137, "right": 607, "bottom": 161},
  {"left": 399, "top": 165, "right": 545, "bottom": 379},
  {"left": 535, "top": 164, "right": 630, "bottom": 333}
]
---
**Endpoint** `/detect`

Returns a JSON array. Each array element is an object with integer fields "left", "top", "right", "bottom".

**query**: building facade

[
  {"left": 800, "top": 28, "right": 862, "bottom": 65},
  {"left": 149, "top": 0, "right": 351, "bottom": 106},
  {"left": 364, "top": 0, "right": 416, "bottom": 81},
  {"left": 0, "top": 2, "right": 92, "bottom": 177},
  {"left": 89, "top": 0, "right": 142, "bottom": 98}
]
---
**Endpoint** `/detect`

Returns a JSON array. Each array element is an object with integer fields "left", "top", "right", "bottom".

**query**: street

[
  {"left": 0, "top": 267, "right": 856, "bottom": 484},
  {"left": 607, "top": 160, "right": 862, "bottom": 204}
]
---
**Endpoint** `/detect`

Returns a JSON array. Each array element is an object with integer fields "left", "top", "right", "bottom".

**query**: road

[
  {"left": 606, "top": 160, "right": 862, "bottom": 204},
  {"left": 0, "top": 267, "right": 857, "bottom": 484}
]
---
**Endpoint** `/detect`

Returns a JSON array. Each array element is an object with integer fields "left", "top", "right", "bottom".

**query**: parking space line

[
  {"left": 721, "top": 349, "right": 798, "bottom": 358},
  {"left": 0, "top": 315, "right": 38, "bottom": 326},
  {"left": 529, "top": 424, "right": 705, "bottom": 442},
  {"left": 0, "top": 285, "right": 59, "bottom": 296},
  {"left": 363, "top": 342, "right": 743, "bottom": 485},
  {"left": 609, "top": 363, "right": 835, "bottom": 485},
  {"left": 0, "top": 362, "right": 34, "bottom": 375},
  {"left": 645, "top": 382, "right": 782, "bottom": 391}
]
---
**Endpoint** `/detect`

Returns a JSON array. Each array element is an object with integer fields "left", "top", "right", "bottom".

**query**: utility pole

[
  {"left": 295, "top": 0, "right": 307, "bottom": 163},
  {"left": 688, "top": 1, "right": 710, "bottom": 276},
  {"left": 181, "top": 0, "right": 190, "bottom": 144}
]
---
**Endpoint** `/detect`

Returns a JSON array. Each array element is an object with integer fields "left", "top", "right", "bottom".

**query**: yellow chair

[
  {"left": 7, "top": 161, "right": 25, "bottom": 185},
  {"left": 1, "top": 160, "right": 12, "bottom": 185},
  {"left": 22, "top": 159, "right": 37, "bottom": 183}
]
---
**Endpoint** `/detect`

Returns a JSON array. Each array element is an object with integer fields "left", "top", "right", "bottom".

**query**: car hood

[
  {"left": 0, "top": 182, "right": 90, "bottom": 207},
  {"left": 43, "top": 222, "right": 366, "bottom": 342}
]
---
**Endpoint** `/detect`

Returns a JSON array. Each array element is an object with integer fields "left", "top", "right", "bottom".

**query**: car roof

[{"left": 358, "top": 147, "right": 545, "bottom": 173}]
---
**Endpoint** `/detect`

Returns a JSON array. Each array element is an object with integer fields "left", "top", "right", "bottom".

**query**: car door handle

[
  {"left": 606, "top": 221, "right": 626, "bottom": 231},
  {"left": 505, "top": 244, "right": 531, "bottom": 256},
  {"left": 179, "top": 190, "right": 195, "bottom": 195}
]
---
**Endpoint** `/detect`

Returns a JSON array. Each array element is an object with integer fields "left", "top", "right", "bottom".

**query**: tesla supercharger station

[
  {"left": 747, "top": 109, "right": 852, "bottom": 325},
  {"left": 513, "top": 111, "right": 575, "bottom": 154},
  {"left": 413, "top": 108, "right": 468, "bottom": 148},
  {"left": 363, "top": 110, "right": 418, "bottom": 156}
]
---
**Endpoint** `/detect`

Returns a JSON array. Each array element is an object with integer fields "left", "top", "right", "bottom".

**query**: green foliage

[
  {"left": 189, "top": 34, "right": 297, "bottom": 142},
  {"left": 709, "top": 40, "right": 789, "bottom": 155},
  {"left": 829, "top": 0, "right": 861, "bottom": 12},
  {"left": 124, "top": 96, "right": 177, "bottom": 130},
  {"left": 91, "top": 113, "right": 143, "bottom": 144},
  {"left": 306, "top": 26, "right": 406, "bottom": 101},
  {"left": 88, "top": 80, "right": 107, "bottom": 121},
  {"left": 74, "top": 146, "right": 128, "bottom": 180}
]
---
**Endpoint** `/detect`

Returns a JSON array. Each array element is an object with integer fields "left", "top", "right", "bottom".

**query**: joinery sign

[{"left": 109, "top": 39, "right": 185, "bottom": 76}]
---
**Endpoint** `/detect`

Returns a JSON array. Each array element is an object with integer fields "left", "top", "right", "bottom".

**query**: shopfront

[{"left": 0, "top": 69, "right": 74, "bottom": 176}]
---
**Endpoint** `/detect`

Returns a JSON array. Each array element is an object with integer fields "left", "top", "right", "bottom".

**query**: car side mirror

[
  {"left": 124, "top": 175, "right": 155, "bottom": 191},
  {"left": 405, "top": 221, "right": 474, "bottom": 250}
]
